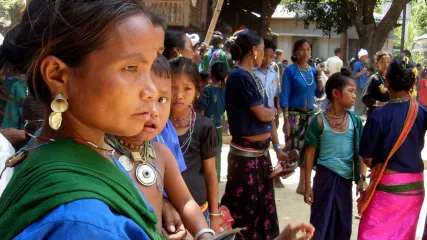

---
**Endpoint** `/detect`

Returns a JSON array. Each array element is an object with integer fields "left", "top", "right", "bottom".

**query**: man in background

[
  {"left": 352, "top": 49, "right": 369, "bottom": 116},
  {"left": 325, "top": 48, "right": 344, "bottom": 75}
]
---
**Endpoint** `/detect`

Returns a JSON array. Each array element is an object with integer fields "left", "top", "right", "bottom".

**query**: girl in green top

[{"left": 303, "top": 68, "right": 366, "bottom": 240}]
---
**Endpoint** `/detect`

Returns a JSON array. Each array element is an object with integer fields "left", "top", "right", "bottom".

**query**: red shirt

[{"left": 418, "top": 78, "right": 427, "bottom": 106}]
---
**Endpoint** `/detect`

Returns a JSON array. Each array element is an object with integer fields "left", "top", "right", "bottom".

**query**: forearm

[
  {"left": 304, "top": 147, "right": 316, "bottom": 188},
  {"left": 353, "top": 72, "right": 363, "bottom": 78},
  {"left": 316, "top": 78, "right": 323, "bottom": 92},
  {"left": 359, "top": 157, "right": 367, "bottom": 176},
  {"left": 362, "top": 157, "right": 373, "bottom": 168},
  {"left": 271, "top": 120, "right": 280, "bottom": 145},
  {"left": 205, "top": 171, "right": 219, "bottom": 214},
  {"left": 281, "top": 107, "right": 289, "bottom": 116},
  {"left": 180, "top": 200, "right": 209, "bottom": 235}
]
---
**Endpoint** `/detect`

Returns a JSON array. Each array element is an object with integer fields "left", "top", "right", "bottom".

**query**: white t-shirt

[
  {"left": 0, "top": 133, "right": 15, "bottom": 196},
  {"left": 325, "top": 56, "right": 344, "bottom": 75}
]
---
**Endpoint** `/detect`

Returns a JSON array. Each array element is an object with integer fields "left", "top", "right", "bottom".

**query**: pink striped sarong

[{"left": 358, "top": 172, "right": 424, "bottom": 240}]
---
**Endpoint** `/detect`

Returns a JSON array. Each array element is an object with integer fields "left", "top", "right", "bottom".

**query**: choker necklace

[
  {"left": 118, "top": 139, "right": 144, "bottom": 150},
  {"left": 388, "top": 97, "right": 409, "bottom": 104}
]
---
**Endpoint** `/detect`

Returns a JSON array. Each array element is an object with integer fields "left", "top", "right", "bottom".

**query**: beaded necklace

[{"left": 297, "top": 63, "right": 314, "bottom": 86}]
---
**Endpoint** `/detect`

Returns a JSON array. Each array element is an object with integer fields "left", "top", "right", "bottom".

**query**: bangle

[
  {"left": 284, "top": 112, "right": 289, "bottom": 117},
  {"left": 209, "top": 213, "right": 221, "bottom": 216},
  {"left": 194, "top": 228, "right": 215, "bottom": 240},
  {"left": 360, "top": 175, "right": 366, "bottom": 182},
  {"left": 273, "top": 143, "right": 281, "bottom": 149}
]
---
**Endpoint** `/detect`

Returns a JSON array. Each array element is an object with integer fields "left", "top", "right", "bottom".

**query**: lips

[
  {"left": 143, "top": 120, "right": 158, "bottom": 133},
  {"left": 132, "top": 112, "right": 151, "bottom": 121},
  {"left": 173, "top": 101, "right": 185, "bottom": 105}
]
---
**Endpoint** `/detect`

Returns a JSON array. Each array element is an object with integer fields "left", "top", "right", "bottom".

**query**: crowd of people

[{"left": 0, "top": 1, "right": 426, "bottom": 240}]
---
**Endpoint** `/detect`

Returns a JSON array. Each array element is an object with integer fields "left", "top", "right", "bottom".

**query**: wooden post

[
  {"left": 260, "top": 0, "right": 266, "bottom": 38},
  {"left": 204, "top": 0, "right": 225, "bottom": 45}
]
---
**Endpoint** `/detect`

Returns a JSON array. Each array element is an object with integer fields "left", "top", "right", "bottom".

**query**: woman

[
  {"left": 280, "top": 39, "right": 324, "bottom": 194},
  {"left": 358, "top": 57, "right": 424, "bottom": 239},
  {"left": 0, "top": 1, "right": 216, "bottom": 239},
  {"left": 163, "top": 30, "right": 195, "bottom": 60},
  {"left": 361, "top": 51, "right": 392, "bottom": 116},
  {"left": 220, "top": 29, "right": 280, "bottom": 240}
]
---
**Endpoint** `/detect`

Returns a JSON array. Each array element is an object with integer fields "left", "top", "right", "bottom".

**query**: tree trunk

[{"left": 340, "top": 29, "right": 348, "bottom": 64}]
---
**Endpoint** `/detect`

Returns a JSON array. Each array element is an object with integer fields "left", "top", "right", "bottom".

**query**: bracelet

[
  {"left": 194, "top": 228, "right": 215, "bottom": 240},
  {"left": 284, "top": 112, "right": 289, "bottom": 117},
  {"left": 209, "top": 213, "right": 221, "bottom": 216},
  {"left": 273, "top": 143, "right": 281, "bottom": 149}
]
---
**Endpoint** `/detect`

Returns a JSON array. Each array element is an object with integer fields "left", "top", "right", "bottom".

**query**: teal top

[
  {"left": 2, "top": 80, "right": 27, "bottom": 130},
  {"left": 317, "top": 113, "right": 354, "bottom": 179},
  {"left": 304, "top": 110, "right": 362, "bottom": 184}
]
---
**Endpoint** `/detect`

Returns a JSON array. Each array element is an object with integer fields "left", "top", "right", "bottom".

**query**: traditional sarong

[
  {"left": 283, "top": 109, "right": 314, "bottom": 167},
  {"left": 358, "top": 172, "right": 424, "bottom": 240},
  {"left": 221, "top": 136, "right": 280, "bottom": 240},
  {"left": 310, "top": 165, "right": 352, "bottom": 240}
]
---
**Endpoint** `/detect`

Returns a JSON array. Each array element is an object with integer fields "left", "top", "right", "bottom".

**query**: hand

[
  {"left": 283, "top": 117, "right": 291, "bottom": 137},
  {"left": 356, "top": 180, "right": 365, "bottom": 196},
  {"left": 304, "top": 186, "right": 314, "bottom": 205},
  {"left": 275, "top": 149, "right": 289, "bottom": 163},
  {"left": 162, "top": 198, "right": 186, "bottom": 240},
  {"left": 1, "top": 128, "right": 25, "bottom": 149},
  {"left": 361, "top": 67, "right": 368, "bottom": 74},
  {"left": 316, "top": 64, "right": 325, "bottom": 75},
  {"left": 276, "top": 222, "right": 315, "bottom": 240},
  {"left": 209, "top": 215, "right": 222, "bottom": 233}
]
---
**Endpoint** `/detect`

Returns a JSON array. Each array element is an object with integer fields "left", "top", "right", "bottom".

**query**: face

[
  {"left": 123, "top": 73, "right": 171, "bottom": 143},
  {"left": 263, "top": 48, "right": 274, "bottom": 66},
  {"left": 376, "top": 55, "right": 391, "bottom": 73},
  {"left": 253, "top": 40, "right": 265, "bottom": 68},
  {"left": 171, "top": 74, "right": 197, "bottom": 114},
  {"left": 294, "top": 42, "right": 311, "bottom": 63},
  {"left": 179, "top": 36, "right": 195, "bottom": 59},
  {"left": 283, "top": 61, "right": 289, "bottom": 67},
  {"left": 276, "top": 54, "right": 283, "bottom": 62},
  {"left": 62, "top": 14, "right": 158, "bottom": 137},
  {"left": 336, "top": 81, "right": 356, "bottom": 109},
  {"left": 360, "top": 55, "right": 368, "bottom": 63}
]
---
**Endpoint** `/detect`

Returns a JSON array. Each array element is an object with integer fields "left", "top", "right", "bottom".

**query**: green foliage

[
  {"left": 411, "top": 3, "right": 427, "bottom": 37},
  {"left": 0, "top": 0, "right": 24, "bottom": 10},
  {"left": 412, "top": 52, "right": 425, "bottom": 64}
]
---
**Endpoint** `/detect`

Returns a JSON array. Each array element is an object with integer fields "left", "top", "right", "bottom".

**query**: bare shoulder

[{"left": 151, "top": 142, "right": 175, "bottom": 165}]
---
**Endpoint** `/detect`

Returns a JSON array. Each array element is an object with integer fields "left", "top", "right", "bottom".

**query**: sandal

[{"left": 268, "top": 150, "right": 299, "bottom": 179}]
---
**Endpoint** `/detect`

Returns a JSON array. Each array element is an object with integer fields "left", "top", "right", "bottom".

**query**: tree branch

[{"left": 377, "top": 0, "right": 406, "bottom": 31}]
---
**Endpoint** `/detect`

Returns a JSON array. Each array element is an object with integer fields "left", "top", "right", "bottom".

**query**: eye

[
  {"left": 125, "top": 66, "right": 137, "bottom": 72},
  {"left": 158, "top": 97, "right": 168, "bottom": 104},
  {"left": 185, "top": 87, "right": 192, "bottom": 91}
]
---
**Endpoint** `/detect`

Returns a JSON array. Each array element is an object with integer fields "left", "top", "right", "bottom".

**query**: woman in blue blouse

[
  {"left": 280, "top": 39, "right": 324, "bottom": 194},
  {"left": 221, "top": 30, "right": 280, "bottom": 240}
]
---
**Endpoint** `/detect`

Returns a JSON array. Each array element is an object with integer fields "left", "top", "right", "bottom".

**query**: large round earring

[{"left": 49, "top": 93, "right": 69, "bottom": 130}]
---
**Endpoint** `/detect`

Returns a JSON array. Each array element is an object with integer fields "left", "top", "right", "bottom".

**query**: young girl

[
  {"left": 198, "top": 62, "right": 227, "bottom": 182},
  {"left": 358, "top": 57, "right": 425, "bottom": 239},
  {"left": 169, "top": 57, "right": 221, "bottom": 232},
  {"left": 105, "top": 55, "right": 214, "bottom": 239},
  {"left": 304, "top": 68, "right": 366, "bottom": 240}
]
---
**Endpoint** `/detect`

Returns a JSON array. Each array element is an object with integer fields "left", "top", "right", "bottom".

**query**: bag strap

[{"left": 359, "top": 100, "right": 418, "bottom": 216}]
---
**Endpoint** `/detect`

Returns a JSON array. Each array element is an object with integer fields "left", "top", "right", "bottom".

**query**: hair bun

[
  {"left": 340, "top": 67, "right": 352, "bottom": 77},
  {"left": 230, "top": 44, "right": 242, "bottom": 61}
]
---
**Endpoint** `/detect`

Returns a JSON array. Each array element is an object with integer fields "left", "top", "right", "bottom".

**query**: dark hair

[
  {"left": 387, "top": 57, "right": 417, "bottom": 92},
  {"left": 401, "top": 49, "right": 412, "bottom": 58},
  {"left": 169, "top": 57, "right": 201, "bottom": 92},
  {"left": 282, "top": 59, "right": 288, "bottom": 63},
  {"left": 374, "top": 51, "right": 393, "bottom": 63},
  {"left": 325, "top": 67, "right": 354, "bottom": 101},
  {"left": 199, "top": 71, "right": 210, "bottom": 82},
  {"left": 163, "top": 30, "right": 186, "bottom": 59},
  {"left": 0, "top": 25, "right": 28, "bottom": 75},
  {"left": 223, "top": 39, "right": 234, "bottom": 50},
  {"left": 334, "top": 48, "right": 342, "bottom": 55},
  {"left": 211, "top": 34, "right": 223, "bottom": 48},
  {"left": 230, "top": 30, "right": 262, "bottom": 61},
  {"left": 291, "top": 39, "right": 311, "bottom": 62},
  {"left": 7, "top": 0, "right": 155, "bottom": 105},
  {"left": 151, "top": 55, "right": 171, "bottom": 79},
  {"left": 263, "top": 39, "right": 276, "bottom": 52},
  {"left": 210, "top": 62, "right": 228, "bottom": 84}
]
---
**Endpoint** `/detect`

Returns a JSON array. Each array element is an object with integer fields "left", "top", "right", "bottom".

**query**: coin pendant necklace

[{"left": 133, "top": 142, "right": 156, "bottom": 187}]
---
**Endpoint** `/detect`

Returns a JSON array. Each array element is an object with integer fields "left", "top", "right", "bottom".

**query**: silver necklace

[
  {"left": 297, "top": 63, "right": 314, "bottom": 86},
  {"left": 388, "top": 97, "right": 410, "bottom": 104}
]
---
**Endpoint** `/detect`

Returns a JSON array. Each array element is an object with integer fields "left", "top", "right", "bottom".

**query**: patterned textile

[
  {"left": 221, "top": 136, "right": 279, "bottom": 240},
  {"left": 283, "top": 110, "right": 314, "bottom": 167}
]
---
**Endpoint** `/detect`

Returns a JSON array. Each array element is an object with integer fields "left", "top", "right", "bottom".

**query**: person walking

[{"left": 352, "top": 49, "right": 369, "bottom": 116}]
